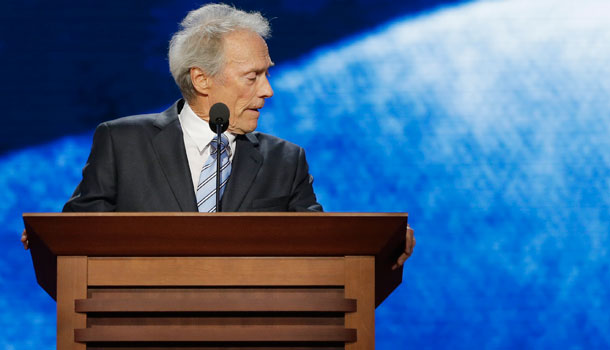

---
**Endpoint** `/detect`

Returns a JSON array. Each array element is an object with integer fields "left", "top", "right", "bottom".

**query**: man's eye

[{"left": 246, "top": 74, "right": 256, "bottom": 81}]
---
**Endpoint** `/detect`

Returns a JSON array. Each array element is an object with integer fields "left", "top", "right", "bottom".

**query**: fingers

[
  {"left": 406, "top": 225, "right": 415, "bottom": 256},
  {"left": 392, "top": 224, "right": 416, "bottom": 270},
  {"left": 21, "top": 229, "right": 29, "bottom": 250},
  {"left": 391, "top": 252, "right": 409, "bottom": 270}
]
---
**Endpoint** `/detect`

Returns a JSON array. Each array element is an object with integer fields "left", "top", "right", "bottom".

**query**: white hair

[{"left": 168, "top": 3, "right": 271, "bottom": 101}]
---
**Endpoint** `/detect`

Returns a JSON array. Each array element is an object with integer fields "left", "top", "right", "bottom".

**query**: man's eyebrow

[{"left": 256, "top": 62, "right": 274, "bottom": 74}]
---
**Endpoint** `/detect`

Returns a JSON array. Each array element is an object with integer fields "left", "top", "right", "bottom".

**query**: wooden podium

[{"left": 24, "top": 213, "right": 407, "bottom": 350}]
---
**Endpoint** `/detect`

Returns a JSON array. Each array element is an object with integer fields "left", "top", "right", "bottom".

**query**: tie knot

[{"left": 210, "top": 134, "right": 230, "bottom": 155}]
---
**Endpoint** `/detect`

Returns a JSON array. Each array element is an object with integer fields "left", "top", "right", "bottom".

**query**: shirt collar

[{"left": 179, "top": 102, "right": 236, "bottom": 154}]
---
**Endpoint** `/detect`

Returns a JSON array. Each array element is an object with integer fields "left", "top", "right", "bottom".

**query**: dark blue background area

[
  {"left": 2, "top": 0, "right": 610, "bottom": 349},
  {"left": 0, "top": 0, "right": 465, "bottom": 152}
]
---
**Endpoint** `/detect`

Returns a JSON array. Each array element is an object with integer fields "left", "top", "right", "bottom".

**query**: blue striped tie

[{"left": 196, "top": 134, "right": 231, "bottom": 212}]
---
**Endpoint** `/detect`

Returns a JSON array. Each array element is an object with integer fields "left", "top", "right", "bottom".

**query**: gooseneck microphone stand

[
  {"left": 215, "top": 123, "right": 222, "bottom": 212},
  {"left": 208, "top": 102, "right": 230, "bottom": 212}
]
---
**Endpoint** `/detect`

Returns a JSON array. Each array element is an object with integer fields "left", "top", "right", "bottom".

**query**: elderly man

[{"left": 22, "top": 4, "right": 415, "bottom": 266}]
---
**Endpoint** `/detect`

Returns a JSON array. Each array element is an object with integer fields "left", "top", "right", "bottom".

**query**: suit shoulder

[
  {"left": 99, "top": 100, "right": 182, "bottom": 131},
  {"left": 102, "top": 113, "right": 161, "bottom": 129},
  {"left": 95, "top": 112, "right": 176, "bottom": 141}
]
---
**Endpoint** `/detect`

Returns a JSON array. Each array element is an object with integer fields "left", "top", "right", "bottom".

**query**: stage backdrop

[{"left": 1, "top": 0, "right": 609, "bottom": 349}]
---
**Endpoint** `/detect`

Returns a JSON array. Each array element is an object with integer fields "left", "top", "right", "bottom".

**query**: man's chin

[{"left": 227, "top": 112, "right": 260, "bottom": 134}]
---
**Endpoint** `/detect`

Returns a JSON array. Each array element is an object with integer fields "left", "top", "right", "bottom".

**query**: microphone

[
  {"left": 209, "top": 102, "right": 230, "bottom": 133},
  {"left": 208, "top": 102, "right": 230, "bottom": 212}
]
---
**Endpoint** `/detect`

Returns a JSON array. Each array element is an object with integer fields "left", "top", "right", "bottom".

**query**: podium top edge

[{"left": 23, "top": 212, "right": 408, "bottom": 218}]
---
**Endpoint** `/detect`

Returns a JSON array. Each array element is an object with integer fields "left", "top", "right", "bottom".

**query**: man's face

[{"left": 207, "top": 30, "right": 274, "bottom": 134}]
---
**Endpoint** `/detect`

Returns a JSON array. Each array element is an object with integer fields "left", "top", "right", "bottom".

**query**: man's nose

[{"left": 259, "top": 75, "right": 274, "bottom": 98}]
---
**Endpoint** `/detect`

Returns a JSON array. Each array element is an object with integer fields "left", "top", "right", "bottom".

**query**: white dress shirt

[{"left": 178, "top": 102, "right": 236, "bottom": 193}]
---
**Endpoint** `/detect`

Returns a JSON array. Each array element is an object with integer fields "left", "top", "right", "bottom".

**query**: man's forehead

[
  {"left": 227, "top": 56, "right": 273, "bottom": 74},
  {"left": 223, "top": 32, "right": 273, "bottom": 71},
  {"left": 223, "top": 31, "right": 268, "bottom": 54},
  {"left": 227, "top": 53, "right": 273, "bottom": 65}
]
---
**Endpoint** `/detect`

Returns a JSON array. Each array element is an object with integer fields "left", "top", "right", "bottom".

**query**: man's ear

[{"left": 190, "top": 67, "right": 212, "bottom": 95}]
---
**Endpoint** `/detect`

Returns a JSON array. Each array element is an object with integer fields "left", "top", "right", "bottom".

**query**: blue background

[{"left": 1, "top": 0, "right": 609, "bottom": 348}]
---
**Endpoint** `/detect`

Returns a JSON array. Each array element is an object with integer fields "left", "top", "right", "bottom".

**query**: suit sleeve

[
  {"left": 288, "top": 147, "right": 323, "bottom": 212},
  {"left": 63, "top": 123, "right": 117, "bottom": 212}
]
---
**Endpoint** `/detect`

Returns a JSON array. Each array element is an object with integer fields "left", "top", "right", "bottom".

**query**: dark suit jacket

[{"left": 63, "top": 100, "right": 322, "bottom": 212}]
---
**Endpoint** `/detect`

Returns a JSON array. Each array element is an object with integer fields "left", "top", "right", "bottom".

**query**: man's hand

[
  {"left": 21, "top": 229, "right": 29, "bottom": 250},
  {"left": 392, "top": 224, "right": 415, "bottom": 270}
]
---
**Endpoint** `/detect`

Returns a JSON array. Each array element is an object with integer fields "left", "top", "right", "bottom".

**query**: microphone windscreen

[{"left": 209, "top": 102, "right": 230, "bottom": 133}]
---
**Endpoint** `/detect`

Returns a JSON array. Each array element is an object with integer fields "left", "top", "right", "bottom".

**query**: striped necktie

[{"left": 196, "top": 134, "right": 231, "bottom": 212}]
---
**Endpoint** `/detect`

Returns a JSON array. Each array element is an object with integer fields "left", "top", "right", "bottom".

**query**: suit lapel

[
  {"left": 152, "top": 100, "right": 198, "bottom": 212},
  {"left": 221, "top": 133, "right": 263, "bottom": 211}
]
